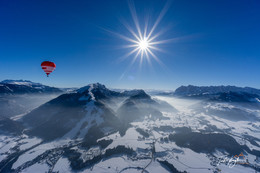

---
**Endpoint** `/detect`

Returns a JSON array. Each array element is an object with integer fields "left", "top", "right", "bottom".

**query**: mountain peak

[
  {"left": 120, "top": 89, "right": 146, "bottom": 96},
  {"left": 77, "top": 83, "right": 107, "bottom": 94},
  {"left": 77, "top": 83, "right": 119, "bottom": 102},
  {"left": 129, "top": 90, "right": 150, "bottom": 99}
]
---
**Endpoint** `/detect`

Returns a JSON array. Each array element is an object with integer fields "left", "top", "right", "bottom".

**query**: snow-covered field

[{"left": 1, "top": 96, "right": 260, "bottom": 172}]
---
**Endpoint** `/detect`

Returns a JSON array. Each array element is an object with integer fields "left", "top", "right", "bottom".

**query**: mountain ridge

[
  {"left": 175, "top": 85, "right": 260, "bottom": 96},
  {"left": 0, "top": 80, "right": 62, "bottom": 94},
  {"left": 20, "top": 83, "right": 171, "bottom": 141}
]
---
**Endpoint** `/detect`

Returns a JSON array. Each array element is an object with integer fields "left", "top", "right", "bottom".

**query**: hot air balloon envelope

[{"left": 41, "top": 61, "right": 56, "bottom": 77}]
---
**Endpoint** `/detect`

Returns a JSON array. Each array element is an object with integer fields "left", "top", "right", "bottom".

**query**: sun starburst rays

[
  {"left": 108, "top": 0, "right": 175, "bottom": 80},
  {"left": 115, "top": 1, "right": 174, "bottom": 68}
]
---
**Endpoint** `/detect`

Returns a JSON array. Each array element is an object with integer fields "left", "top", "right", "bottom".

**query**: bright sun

[
  {"left": 110, "top": 0, "right": 172, "bottom": 69},
  {"left": 138, "top": 37, "right": 149, "bottom": 50}
]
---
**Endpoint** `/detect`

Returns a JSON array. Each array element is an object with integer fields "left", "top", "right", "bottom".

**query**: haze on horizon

[{"left": 0, "top": 0, "right": 259, "bottom": 90}]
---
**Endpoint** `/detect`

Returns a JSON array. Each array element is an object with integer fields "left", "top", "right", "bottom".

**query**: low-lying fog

[
  {"left": 0, "top": 94, "right": 62, "bottom": 118},
  {"left": 154, "top": 96, "right": 201, "bottom": 112}
]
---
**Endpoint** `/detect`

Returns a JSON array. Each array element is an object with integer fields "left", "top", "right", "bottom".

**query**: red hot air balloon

[{"left": 41, "top": 61, "right": 56, "bottom": 77}]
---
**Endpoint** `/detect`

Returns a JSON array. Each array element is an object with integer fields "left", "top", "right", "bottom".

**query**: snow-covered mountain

[
  {"left": 0, "top": 83, "right": 259, "bottom": 173},
  {"left": 174, "top": 85, "right": 260, "bottom": 97},
  {"left": 20, "top": 83, "right": 172, "bottom": 141},
  {"left": 22, "top": 83, "right": 121, "bottom": 141},
  {"left": 0, "top": 80, "right": 62, "bottom": 94},
  {"left": 157, "top": 85, "right": 260, "bottom": 104}
]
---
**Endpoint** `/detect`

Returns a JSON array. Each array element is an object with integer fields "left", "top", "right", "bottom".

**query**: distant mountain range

[
  {"left": 157, "top": 85, "right": 260, "bottom": 103},
  {"left": 1, "top": 80, "right": 260, "bottom": 120},
  {"left": 3, "top": 80, "right": 260, "bottom": 98},
  {"left": 174, "top": 85, "right": 260, "bottom": 96},
  {"left": 0, "top": 80, "right": 62, "bottom": 94}
]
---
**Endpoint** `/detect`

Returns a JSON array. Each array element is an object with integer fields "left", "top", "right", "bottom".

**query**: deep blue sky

[{"left": 0, "top": 0, "right": 259, "bottom": 89}]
